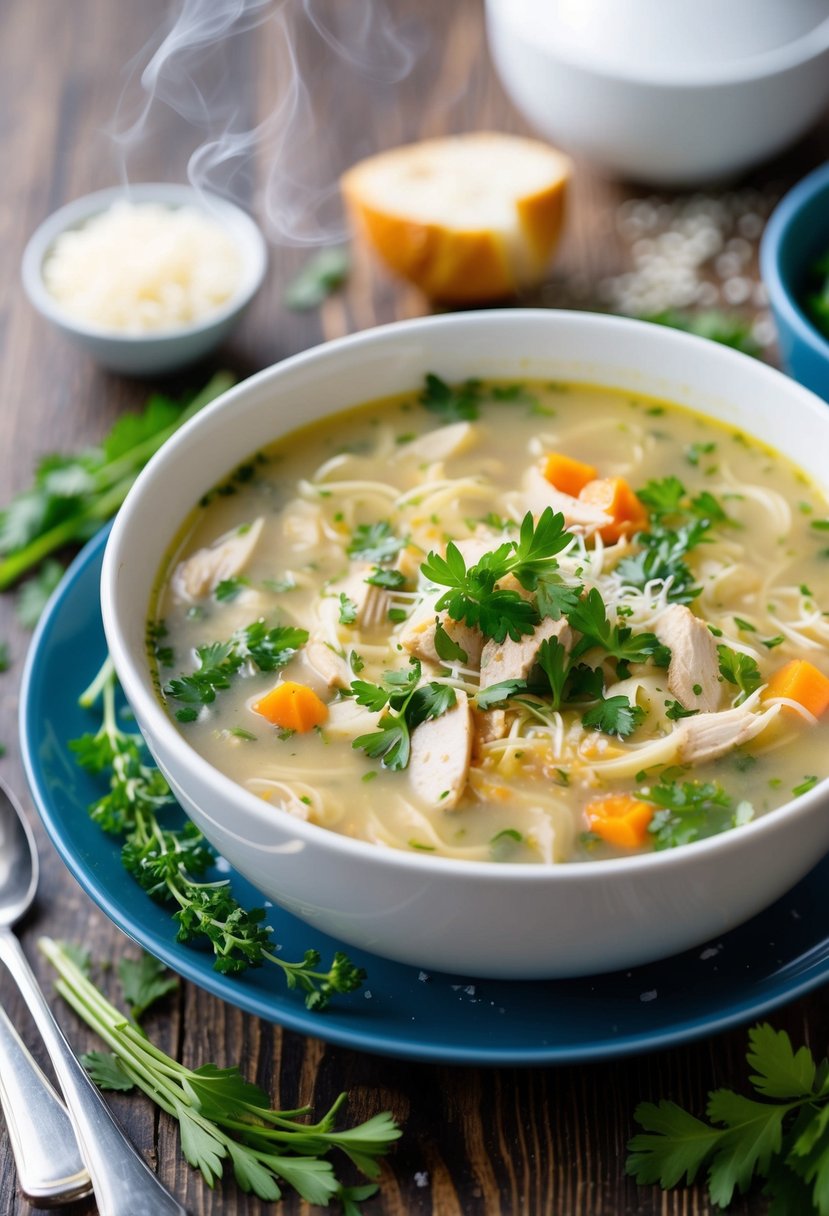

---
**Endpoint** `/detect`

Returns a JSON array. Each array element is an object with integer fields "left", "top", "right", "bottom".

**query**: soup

[{"left": 150, "top": 378, "right": 829, "bottom": 864}]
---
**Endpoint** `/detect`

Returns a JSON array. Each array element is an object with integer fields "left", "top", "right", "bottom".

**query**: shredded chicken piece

[
  {"left": 677, "top": 702, "right": 779, "bottom": 764},
  {"left": 172, "top": 518, "right": 264, "bottom": 603},
  {"left": 409, "top": 690, "right": 473, "bottom": 809},
  {"left": 304, "top": 640, "right": 351, "bottom": 689},
  {"left": 329, "top": 564, "right": 391, "bottom": 631},
  {"left": 523, "top": 466, "right": 611, "bottom": 533},
  {"left": 654, "top": 603, "right": 722, "bottom": 713},
  {"left": 480, "top": 617, "right": 574, "bottom": 688},
  {"left": 399, "top": 590, "right": 484, "bottom": 666},
  {"left": 394, "top": 421, "right": 478, "bottom": 463},
  {"left": 471, "top": 706, "right": 508, "bottom": 755}
]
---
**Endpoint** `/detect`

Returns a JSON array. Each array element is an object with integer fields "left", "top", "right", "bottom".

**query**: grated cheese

[{"left": 43, "top": 201, "right": 243, "bottom": 334}]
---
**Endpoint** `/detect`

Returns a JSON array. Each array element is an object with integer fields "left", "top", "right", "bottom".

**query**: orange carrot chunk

[
  {"left": 542, "top": 451, "right": 598, "bottom": 497},
  {"left": 763, "top": 659, "right": 829, "bottom": 718},
  {"left": 578, "top": 477, "right": 649, "bottom": 544},
  {"left": 253, "top": 681, "right": 329, "bottom": 732},
  {"left": 585, "top": 794, "right": 654, "bottom": 849}
]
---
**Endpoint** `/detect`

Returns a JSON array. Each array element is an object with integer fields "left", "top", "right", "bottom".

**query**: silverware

[
  {"left": 0, "top": 777, "right": 187, "bottom": 1215},
  {"left": 0, "top": 1002, "right": 92, "bottom": 1205}
]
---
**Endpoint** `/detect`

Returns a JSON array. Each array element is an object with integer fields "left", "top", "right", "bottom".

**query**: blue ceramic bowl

[{"left": 761, "top": 160, "right": 829, "bottom": 402}]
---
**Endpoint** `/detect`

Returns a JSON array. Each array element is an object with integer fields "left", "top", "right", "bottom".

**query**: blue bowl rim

[{"left": 760, "top": 158, "right": 829, "bottom": 364}]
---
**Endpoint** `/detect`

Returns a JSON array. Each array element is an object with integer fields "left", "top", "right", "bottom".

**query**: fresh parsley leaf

[
  {"left": 582, "top": 695, "right": 645, "bottom": 738},
  {"left": 569, "top": 588, "right": 670, "bottom": 668},
  {"left": 718, "top": 645, "right": 763, "bottom": 703},
  {"left": 283, "top": 246, "right": 349, "bottom": 311},
  {"left": 665, "top": 699, "right": 699, "bottom": 721},
  {"left": 349, "top": 659, "right": 456, "bottom": 771},
  {"left": 535, "top": 636, "right": 571, "bottom": 709},
  {"left": 15, "top": 559, "right": 65, "bottom": 627},
  {"left": 639, "top": 776, "right": 752, "bottom": 849},
  {"left": 214, "top": 576, "right": 248, "bottom": 602},
  {"left": 118, "top": 954, "right": 179, "bottom": 1020},
  {"left": 420, "top": 373, "right": 483, "bottom": 423},
  {"left": 641, "top": 309, "right": 761, "bottom": 357},
  {"left": 338, "top": 593, "right": 358, "bottom": 625},
  {"left": 365, "top": 567, "right": 406, "bottom": 589},
  {"left": 433, "top": 619, "right": 468, "bottom": 664},
  {"left": 536, "top": 576, "right": 582, "bottom": 620},
  {"left": 165, "top": 622, "right": 308, "bottom": 715},
  {"left": 82, "top": 1051, "right": 136, "bottom": 1092},
  {"left": 347, "top": 521, "right": 406, "bottom": 563},
  {"left": 474, "top": 678, "right": 528, "bottom": 709}
]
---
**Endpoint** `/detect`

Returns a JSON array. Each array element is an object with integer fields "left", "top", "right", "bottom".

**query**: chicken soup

[{"left": 150, "top": 377, "right": 829, "bottom": 863}]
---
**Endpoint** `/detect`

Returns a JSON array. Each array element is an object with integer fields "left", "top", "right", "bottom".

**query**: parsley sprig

[
  {"left": 421, "top": 508, "right": 574, "bottom": 642},
  {"left": 40, "top": 941, "right": 400, "bottom": 1208},
  {"left": 636, "top": 774, "right": 753, "bottom": 849},
  {"left": 718, "top": 645, "right": 763, "bottom": 704},
  {"left": 71, "top": 660, "right": 364, "bottom": 1009},
  {"left": 616, "top": 476, "right": 727, "bottom": 605},
  {"left": 627, "top": 1022, "right": 829, "bottom": 1212},
  {"left": 164, "top": 622, "right": 308, "bottom": 722},
  {"left": 569, "top": 587, "right": 670, "bottom": 672},
  {"left": 348, "top": 659, "right": 457, "bottom": 770}
]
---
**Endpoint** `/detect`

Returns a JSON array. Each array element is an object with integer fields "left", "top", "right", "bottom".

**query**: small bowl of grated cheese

[{"left": 22, "top": 183, "right": 267, "bottom": 375}]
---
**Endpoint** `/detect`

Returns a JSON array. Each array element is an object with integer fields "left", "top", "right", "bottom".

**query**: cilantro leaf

[
  {"left": 627, "top": 1099, "right": 724, "bottom": 1188},
  {"left": 747, "top": 1023, "right": 817, "bottom": 1099}
]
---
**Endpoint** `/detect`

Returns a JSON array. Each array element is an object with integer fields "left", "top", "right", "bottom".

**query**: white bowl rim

[
  {"left": 102, "top": 308, "right": 829, "bottom": 884},
  {"left": 485, "top": 0, "right": 829, "bottom": 89},
  {"left": 21, "top": 182, "right": 268, "bottom": 344}
]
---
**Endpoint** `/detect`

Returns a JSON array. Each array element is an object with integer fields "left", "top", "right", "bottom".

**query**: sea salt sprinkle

[{"left": 601, "top": 188, "right": 781, "bottom": 349}]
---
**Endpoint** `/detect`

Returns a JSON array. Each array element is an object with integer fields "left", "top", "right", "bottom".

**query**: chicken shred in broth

[{"left": 151, "top": 379, "right": 829, "bottom": 863}]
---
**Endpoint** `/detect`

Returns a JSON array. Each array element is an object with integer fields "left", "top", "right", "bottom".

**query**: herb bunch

[
  {"left": 40, "top": 941, "right": 400, "bottom": 1209},
  {"left": 0, "top": 373, "right": 234, "bottom": 599},
  {"left": 627, "top": 1022, "right": 829, "bottom": 1212},
  {"left": 71, "top": 659, "right": 364, "bottom": 1009}
]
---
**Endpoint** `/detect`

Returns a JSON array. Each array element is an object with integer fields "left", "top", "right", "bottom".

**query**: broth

[{"left": 151, "top": 379, "right": 829, "bottom": 863}]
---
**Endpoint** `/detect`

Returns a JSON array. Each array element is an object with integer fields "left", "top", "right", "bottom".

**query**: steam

[{"left": 111, "top": 0, "right": 426, "bottom": 246}]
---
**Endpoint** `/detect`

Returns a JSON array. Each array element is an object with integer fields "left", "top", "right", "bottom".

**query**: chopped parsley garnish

[
  {"left": 638, "top": 775, "right": 753, "bottom": 849},
  {"left": 165, "top": 622, "right": 308, "bottom": 721},
  {"left": 582, "top": 696, "right": 646, "bottom": 738},
  {"left": 348, "top": 659, "right": 456, "bottom": 771},
  {"left": 421, "top": 508, "right": 573, "bottom": 642},
  {"left": 433, "top": 619, "right": 468, "bottom": 664},
  {"left": 214, "top": 576, "right": 248, "bottom": 602},
  {"left": 338, "top": 593, "right": 358, "bottom": 625},
  {"left": 365, "top": 567, "right": 406, "bottom": 590},
  {"left": 717, "top": 645, "right": 763, "bottom": 703},
  {"left": 347, "top": 521, "right": 406, "bottom": 564},
  {"left": 792, "top": 775, "right": 819, "bottom": 797},
  {"left": 419, "top": 373, "right": 483, "bottom": 423}
]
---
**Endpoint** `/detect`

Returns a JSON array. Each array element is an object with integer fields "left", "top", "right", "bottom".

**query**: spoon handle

[
  {"left": 0, "top": 1002, "right": 92, "bottom": 1205},
  {"left": 0, "top": 929, "right": 188, "bottom": 1216}
]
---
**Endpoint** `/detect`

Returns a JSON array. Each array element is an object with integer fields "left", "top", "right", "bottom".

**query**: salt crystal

[
  {"left": 639, "top": 990, "right": 658, "bottom": 1002},
  {"left": 699, "top": 946, "right": 720, "bottom": 961},
  {"left": 364, "top": 990, "right": 372, "bottom": 999},
  {"left": 414, "top": 1171, "right": 429, "bottom": 1188},
  {"left": 418, "top": 971, "right": 430, "bottom": 983}
]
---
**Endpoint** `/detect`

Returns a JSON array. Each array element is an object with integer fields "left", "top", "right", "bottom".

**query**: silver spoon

[
  {"left": 0, "top": 1001, "right": 92, "bottom": 1205},
  {"left": 0, "top": 777, "right": 188, "bottom": 1215}
]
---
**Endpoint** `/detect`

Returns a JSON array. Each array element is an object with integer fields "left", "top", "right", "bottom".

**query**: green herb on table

[
  {"left": 71, "top": 659, "right": 364, "bottom": 1009},
  {"left": 15, "top": 557, "right": 65, "bottom": 627},
  {"left": 640, "top": 309, "right": 761, "bottom": 357},
  {"left": 0, "top": 641, "right": 8, "bottom": 673},
  {"left": 627, "top": 1021, "right": 829, "bottom": 1212},
  {"left": 348, "top": 658, "right": 456, "bottom": 770},
  {"left": 284, "top": 247, "right": 350, "bottom": 311},
  {"left": 40, "top": 941, "right": 399, "bottom": 1208},
  {"left": 164, "top": 622, "right": 308, "bottom": 722},
  {"left": 0, "top": 372, "right": 234, "bottom": 595}
]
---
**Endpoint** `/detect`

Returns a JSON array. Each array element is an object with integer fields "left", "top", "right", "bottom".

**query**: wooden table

[{"left": 2, "top": 3, "right": 828, "bottom": 1213}]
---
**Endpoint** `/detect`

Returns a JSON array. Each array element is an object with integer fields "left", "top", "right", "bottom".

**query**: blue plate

[{"left": 19, "top": 527, "right": 829, "bottom": 1065}]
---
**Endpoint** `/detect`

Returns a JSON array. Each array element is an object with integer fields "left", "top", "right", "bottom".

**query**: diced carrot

[
  {"left": 763, "top": 659, "right": 829, "bottom": 718},
  {"left": 253, "top": 681, "right": 329, "bottom": 732},
  {"left": 542, "top": 451, "right": 598, "bottom": 497},
  {"left": 585, "top": 794, "right": 654, "bottom": 849},
  {"left": 578, "top": 477, "right": 649, "bottom": 543}
]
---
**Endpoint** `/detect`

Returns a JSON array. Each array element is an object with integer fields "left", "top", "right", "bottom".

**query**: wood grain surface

[{"left": 1, "top": 2, "right": 828, "bottom": 1214}]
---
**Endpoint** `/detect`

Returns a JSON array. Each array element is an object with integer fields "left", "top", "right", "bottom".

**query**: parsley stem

[{"left": 79, "top": 655, "right": 115, "bottom": 709}]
